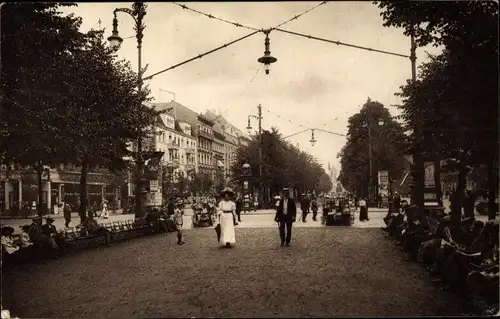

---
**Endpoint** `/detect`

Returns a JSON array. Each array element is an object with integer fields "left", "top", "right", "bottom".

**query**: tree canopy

[
  {"left": 376, "top": 1, "right": 498, "bottom": 218},
  {"left": 232, "top": 128, "right": 332, "bottom": 197},
  {"left": 337, "top": 99, "right": 407, "bottom": 197},
  {"left": 1, "top": 3, "right": 158, "bottom": 217}
]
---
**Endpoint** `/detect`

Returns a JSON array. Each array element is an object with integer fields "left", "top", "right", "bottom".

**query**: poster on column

[
  {"left": 424, "top": 162, "right": 436, "bottom": 187},
  {"left": 378, "top": 171, "right": 389, "bottom": 198}
]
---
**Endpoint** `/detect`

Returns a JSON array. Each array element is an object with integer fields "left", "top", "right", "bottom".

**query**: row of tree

[
  {"left": 1, "top": 3, "right": 157, "bottom": 219},
  {"left": 375, "top": 1, "right": 499, "bottom": 219},
  {"left": 337, "top": 99, "right": 408, "bottom": 198},
  {"left": 231, "top": 128, "right": 333, "bottom": 204},
  {"left": 161, "top": 169, "right": 224, "bottom": 199}
]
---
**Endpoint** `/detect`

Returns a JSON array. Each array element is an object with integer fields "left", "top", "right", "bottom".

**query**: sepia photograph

[{"left": 0, "top": 1, "right": 498, "bottom": 318}]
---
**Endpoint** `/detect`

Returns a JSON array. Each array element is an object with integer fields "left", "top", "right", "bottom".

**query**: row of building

[
  {"left": 0, "top": 100, "right": 251, "bottom": 215},
  {"left": 146, "top": 100, "right": 251, "bottom": 181}
]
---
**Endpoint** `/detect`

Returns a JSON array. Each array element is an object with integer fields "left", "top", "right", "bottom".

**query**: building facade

[
  {"left": 151, "top": 112, "right": 197, "bottom": 177},
  {"left": 203, "top": 110, "right": 247, "bottom": 180},
  {"left": 212, "top": 123, "right": 226, "bottom": 184},
  {"left": 196, "top": 115, "right": 215, "bottom": 177},
  {"left": 0, "top": 164, "right": 120, "bottom": 216}
]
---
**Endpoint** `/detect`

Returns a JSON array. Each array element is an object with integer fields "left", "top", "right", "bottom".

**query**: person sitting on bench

[{"left": 78, "top": 215, "right": 112, "bottom": 245}]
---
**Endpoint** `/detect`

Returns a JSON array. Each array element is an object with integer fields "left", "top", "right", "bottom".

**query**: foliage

[
  {"left": 0, "top": 3, "right": 84, "bottom": 215},
  {"left": 187, "top": 171, "right": 214, "bottom": 195},
  {"left": 214, "top": 169, "right": 225, "bottom": 193},
  {"left": 376, "top": 1, "right": 498, "bottom": 218},
  {"left": 1, "top": 3, "right": 159, "bottom": 218},
  {"left": 337, "top": 99, "right": 407, "bottom": 196},
  {"left": 232, "top": 127, "right": 332, "bottom": 195}
]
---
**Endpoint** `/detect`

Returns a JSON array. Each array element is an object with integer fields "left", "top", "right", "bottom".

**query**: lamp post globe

[
  {"left": 258, "top": 54, "right": 278, "bottom": 75},
  {"left": 108, "top": 33, "right": 123, "bottom": 51},
  {"left": 378, "top": 120, "right": 385, "bottom": 126}
]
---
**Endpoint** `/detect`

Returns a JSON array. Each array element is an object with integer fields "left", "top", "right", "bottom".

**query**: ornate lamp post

[
  {"left": 107, "top": 3, "right": 148, "bottom": 219},
  {"left": 257, "top": 30, "right": 278, "bottom": 74},
  {"left": 246, "top": 104, "right": 264, "bottom": 206},
  {"left": 241, "top": 163, "right": 252, "bottom": 213},
  {"left": 364, "top": 119, "right": 385, "bottom": 203}
]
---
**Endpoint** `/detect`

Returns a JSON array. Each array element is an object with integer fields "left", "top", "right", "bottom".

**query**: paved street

[
  {"left": 2, "top": 227, "right": 463, "bottom": 318},
  {"left": 1, "top": 207, "right": 489, "bottom": 234}
]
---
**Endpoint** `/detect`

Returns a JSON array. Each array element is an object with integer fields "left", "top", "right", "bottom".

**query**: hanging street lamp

[
  {"left": 309, "top": 129, "right": 317, "bottom": 147},
  {"left": 257, "top": 29, "right": 278, "bottom": 74}
]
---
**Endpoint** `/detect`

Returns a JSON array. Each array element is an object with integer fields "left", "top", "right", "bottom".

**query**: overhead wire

[
  {"left": 145, "top": 2, "right": 330, "bottom": 80},
  {"left": 171, "top": 1, "right": 328, "bottom": 33},
  {"left": 238, "top": 67, "right": 260, "bottom": 98},
  {"left": 270, "top": 1, "right": 328, "bottom": 31},
  {"left": 172, "top": 2, "right": 261, "bottom": 31},
  {"left": 274, "top": 28, "right": 410, "bottom": 59},
  {"left": 143, "top": 30, "right": 260, "bottom": 81}
]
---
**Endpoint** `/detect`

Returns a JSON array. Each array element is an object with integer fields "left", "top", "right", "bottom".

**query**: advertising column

[{"left": 378, "top": 171, "right": 389, "bottom": 207}]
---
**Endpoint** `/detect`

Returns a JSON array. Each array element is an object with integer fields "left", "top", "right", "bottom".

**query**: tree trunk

[
  {"left": 36, "top": 162, "right": 44, "bottom": 217},
  {"left": 451, "top": 163, "right": 468, "bottom": 225},
  {"left": 79, "top": 158, "right": 89, "bottom": 223},
  {"left": 434, "top": 158, "right": 443, "bottom": 207},
  {"left": 486, "top": 160, "right": 498, "bottom": 220}
]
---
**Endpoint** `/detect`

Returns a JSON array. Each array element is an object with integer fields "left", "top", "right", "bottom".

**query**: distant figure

[
  {"left": 393, "top": 191, "right": 401, "bottom": 213},
  {"left": 311, "top": 197, "right": 319, "bottom": 221},
  {"left": 301, "top": 194, "right": 311, "bottom": 223},
  {"left": 275, "top": 187, "right": 297, "bottom": 247},
  {"left": 173, "top": 201, "right": 185, "bottom": 245},
  {"left": 64, "top": 203, "right": 72, "bottom": 228},
  {"left": 359, "top": 197, "right": 369, "bottom": 222},
  {"left": 101, "top": 200, "right": 109, "bottom": 219}
]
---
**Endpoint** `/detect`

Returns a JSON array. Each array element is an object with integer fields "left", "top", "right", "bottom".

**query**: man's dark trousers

[{"left": 278, "top": 215, "right": 293, "bottom": 245}]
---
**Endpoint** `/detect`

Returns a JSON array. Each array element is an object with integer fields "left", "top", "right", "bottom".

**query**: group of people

[
  {"left": 199, "top": 186, "right": 300, "bottom": 248},
  {"left": 382, "top": 201, "right": 499, "bottom": 311},
  {"left": 1, "top": 216, "right": 64, "bottom": 263},
  {"left": 1, "top": 210, "right": 118, "bottom": 265}
]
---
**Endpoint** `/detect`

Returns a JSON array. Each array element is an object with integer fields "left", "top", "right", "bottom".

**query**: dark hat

[
  {"left": 46, "top": 217, "right": 55, "bottom": 223},
  {"left": 221, "top": 187, "right": 235, "bottom": 196},
  {"left": 32, "top": 216, "right": 42, "bottom": 221},
  {"left": 2, "top": 226, "right": 15, "bottom": 234}
]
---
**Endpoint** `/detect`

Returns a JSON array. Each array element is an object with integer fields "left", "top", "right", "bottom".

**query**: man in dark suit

[{"left": 275, "top": 187, "right": 297, "bottom": 247}]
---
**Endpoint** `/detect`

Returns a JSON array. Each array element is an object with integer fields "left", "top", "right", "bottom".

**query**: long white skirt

[{"left": 219, "top": 213, "right": 236, "bottom": 244}]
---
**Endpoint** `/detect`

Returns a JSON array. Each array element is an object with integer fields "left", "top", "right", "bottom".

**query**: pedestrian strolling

[
  {"left": 173, "top": 201, "right": 185, "bottom": 245},
  {"left": 217, "top": 188, "right": 237, "bottom": 248},
  {"left": 235, "top": 194, "right": 242, "bottom": 223},
  {"left": 275, "top": 187, "right": 297, "bottom": 247},
  {"left": 311, "top": 197, "right": 319, "bottom": 221},
  {"left": 301, "top": 193, "right": 311, "bottom": 222},
  {"left": 359, "top": 197, "right": 369, "bottom": 221},
  {"left": 63, "top": 203, "right": 71, "bottom": 228}
]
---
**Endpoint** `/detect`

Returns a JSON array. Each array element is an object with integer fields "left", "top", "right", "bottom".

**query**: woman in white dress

[
  {"left": 101, "top": 200, "right": 109, "bottom": 219},
  {"left": 217, "top": 188, "right": 237, "bottom": 248}
]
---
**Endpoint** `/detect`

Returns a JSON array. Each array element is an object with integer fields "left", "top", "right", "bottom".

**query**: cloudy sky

[{"left": 62, "top": 2, "right": 441, "bottom": 172}]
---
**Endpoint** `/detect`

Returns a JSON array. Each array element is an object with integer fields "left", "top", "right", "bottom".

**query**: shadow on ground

[{"left": 2, "top": 228, "right": 463, "bottom": 318}]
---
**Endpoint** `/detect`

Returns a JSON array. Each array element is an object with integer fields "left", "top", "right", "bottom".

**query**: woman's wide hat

[{"left": 221, "top": 187, "right": 235, "bottom": 196}]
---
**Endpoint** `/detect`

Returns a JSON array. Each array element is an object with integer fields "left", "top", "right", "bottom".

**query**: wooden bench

[{"left": 62, "top": 228, "right": 105, "bottom": 250}]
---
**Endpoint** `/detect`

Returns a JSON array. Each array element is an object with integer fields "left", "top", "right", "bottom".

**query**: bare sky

[{"left": 62, "top": 2, "right": 441, "bottom": 172}]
